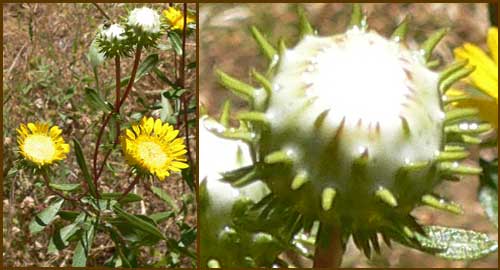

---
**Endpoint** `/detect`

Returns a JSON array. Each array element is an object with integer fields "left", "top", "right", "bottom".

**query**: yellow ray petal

[{"left": 488, "top": 27, "right": 498, "bottom": 64}]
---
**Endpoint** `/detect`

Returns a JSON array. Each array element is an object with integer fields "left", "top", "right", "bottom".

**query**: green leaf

[
  {"left": 106, "top": 54, "right": 160, "bottom": 93},
  {"left": 48, "top": 223, "right": 81, "bottom": 253},
  {"left": 29, "top": 198, "right": 64, "bottom": 234},
  {"left": 136, "top": 53, "right": 160, "bottom": 79},
  {"left": 160, "top": 90, "right": 175, "bottom": 123},
  {"left": 105, "top": 225, "right": 134, "bottom": 267},
  {"left": 101, "top": 192, "right": 143, "bottom": 203},
  {"left": 49, "top": 183, "right": 81, "bottom": 192},
  {"left": 73, "top": 139, "right": 97, "bottom": 198},
  {"left": 415, "top": 225, "right": 498, "bottom": 260},
  {"left": 87, "top": 38, "right": 105, "bottom": 69},
  {"left": 168, "top": 31, "right": 183, "bottom": 55},
  {"left": 72, "top": 217, "right": 96, "bottom": 267},
  {"left": 84, "top": 87, "right": 111, "bottom": 112},
  {"left": 151, "top": 186, "right": 179, "bottom": 212},
  {"left": 58, "top": 210, "right": 80, "bottom": 221},
  {"left": 153, "top": 67, "right": 177, "bottom": 88},
  {"left": 113, "top": 205, "right": 166, "bottom": 240},
  {"left": 149, "top": 211, "right": 175, "bottom": 224}
]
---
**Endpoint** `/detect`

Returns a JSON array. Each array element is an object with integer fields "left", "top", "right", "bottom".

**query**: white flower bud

[
  {"left": 127, "top": 7, "right": 161, "bottom": 33},
  {"left": 101, "top": 23, "right": 125, "bottom": 41}
]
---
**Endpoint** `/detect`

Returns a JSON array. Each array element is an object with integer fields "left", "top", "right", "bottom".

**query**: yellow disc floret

[
  {"left": 121, "top": 116, "right": 189, "bottom": 180},
  {"left": 17, "top": 122, "right": 70, "bottom": 166}
]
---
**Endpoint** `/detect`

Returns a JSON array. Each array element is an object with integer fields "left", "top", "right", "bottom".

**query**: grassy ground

[
  {"left": 199, "top": 3, "right": 497, "bottom": 268},
  {"left": 3, "top": 3, "right": 196, "bottom": 267}
]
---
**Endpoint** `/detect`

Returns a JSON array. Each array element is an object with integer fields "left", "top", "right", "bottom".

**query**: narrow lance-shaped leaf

[
  {"left": 72, "top": 218, "right": 96, "bottom": 267},
  {"left": 48, "top": 223, "right": 81, "bottom": 253},
  {"left": 168, "top": 31, "right": 183, "bottom": 55},
  {"left": 49, "top": 183, "right": 81, "bottom": 192},
  {"left": 151, "top": 186, "right": 180, "bottom": 212},
  {"left": 113, "top": 205, "right": 166, "bottom": 240},
  {"left": 29, "top": 198, "right": 65, "bottom": 234},
  {"left": 100, "top": 192, "right": 143, "bottom": 203},
  {"left": 136, "top": 53, "right": 159, "bottom": 78},
  {"left": 73, "top": 139, "right": 97, "bottom": 198},
  {"left": 84, "top": 87, "right": 111, "bottom": 112}
]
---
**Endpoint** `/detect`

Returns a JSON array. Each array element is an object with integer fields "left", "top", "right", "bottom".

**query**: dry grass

[
  {"left": 3, "top": 3, "right": 196, "bottom": 267},
  {"left": 199, "top": 3, "right": 497, "bottom": 268}
]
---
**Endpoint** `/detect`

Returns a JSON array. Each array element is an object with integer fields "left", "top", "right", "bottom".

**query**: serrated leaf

[
  {"left": 415, "top": 225, "right": 498, "bottom": 260},
  {"left": 113, "top": 205, "right": 166, "bottom": 240},
  {"left": 151, "top": 186, "right": 179, "bottom": 212},
  {"left": 73, "top": 139, "right": 97, "bottom": 198},
  {"left": 49, "top": 183, "right": 81, "bottom": 192},
  {"left": 29, "top": 198, "right": 64, "bottom": 234},
  {"left": 84, "top": 87, "right": 111, "bottom": 112}
]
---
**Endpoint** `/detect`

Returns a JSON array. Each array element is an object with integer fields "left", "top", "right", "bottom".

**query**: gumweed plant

[
  {"left": 200, "top": 4, "right": 498, "bottom": 267},
  {"left": 11, "top": 4, "right": 196, "bottom": 267}
]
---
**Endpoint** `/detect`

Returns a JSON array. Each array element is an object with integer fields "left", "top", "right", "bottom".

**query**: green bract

[
  {"left": 96, "top": 23, "right": 134, "bottom": 58},
  {"left": 125, "top": 7, "right": 163, "bottom": 50},
  {"left": 201, "top": 4, "right": 497, "bottom": 267}
]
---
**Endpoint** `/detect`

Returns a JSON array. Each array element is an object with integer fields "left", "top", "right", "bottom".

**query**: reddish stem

[
  {"left": 92, "top": 46, "right": 142, "bottom": 198},
  {"left": 117, "top": 46, "right": 142, "bottom": 109},
  {"left": 313, "top": 224, "right": 344, "bottom": 268},
  {"left": 179, "top": 4, "right": 194, "bottom": 173},
  {"left": 118, "top": 174, "right": 141, "bottom": 201},
  {"left": 41, "top": 169, "right": 91, "bottom": 216}
]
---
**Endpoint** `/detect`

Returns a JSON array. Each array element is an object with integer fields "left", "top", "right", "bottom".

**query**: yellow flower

[
  {"left": 121, "top": 116, "right": 189, "bottom": 180},
  {"left": 17, "top": 123, "right": 70, "bottom": 167},
  {"left": 449, "top": 27, "right": 498, "bottom": 128},
  {"left": 162, "top": 6, "right": 194, "bottom": 31}
]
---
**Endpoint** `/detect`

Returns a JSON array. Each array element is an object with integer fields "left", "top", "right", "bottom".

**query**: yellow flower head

[
  {"left": 17, "top": 123, "right": 70, "bottom": 167},
  {"left": 121, "top": 116, "right": 189, "bottom": 180},
  {"left": 162, "top": 6, "right": 194, "bottom": 31},
  {"left": 450, "top": 27, "right": 498, "bottom": 129}
]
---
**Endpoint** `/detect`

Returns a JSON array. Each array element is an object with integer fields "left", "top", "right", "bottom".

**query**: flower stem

[
  {"left": 313, "top": 223, "right": 344, "bottom": 268},
  {"left": 118, "top": 174, "right": 141, "bottom": 201},
  {"left": 92, "top": 3, "right": 110, "bottom": 21},
  {"left": 41, "top": 168, "right": 91, "bottom": 216},
  {"left": 117, "top": 45, "right": 142, "bottom": 109},
  {"left": 92, "top": 46, "right": 142, "bottom": 199},
  {"left": 177, "top": 3, "right": 194, "bottom": 187}
]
